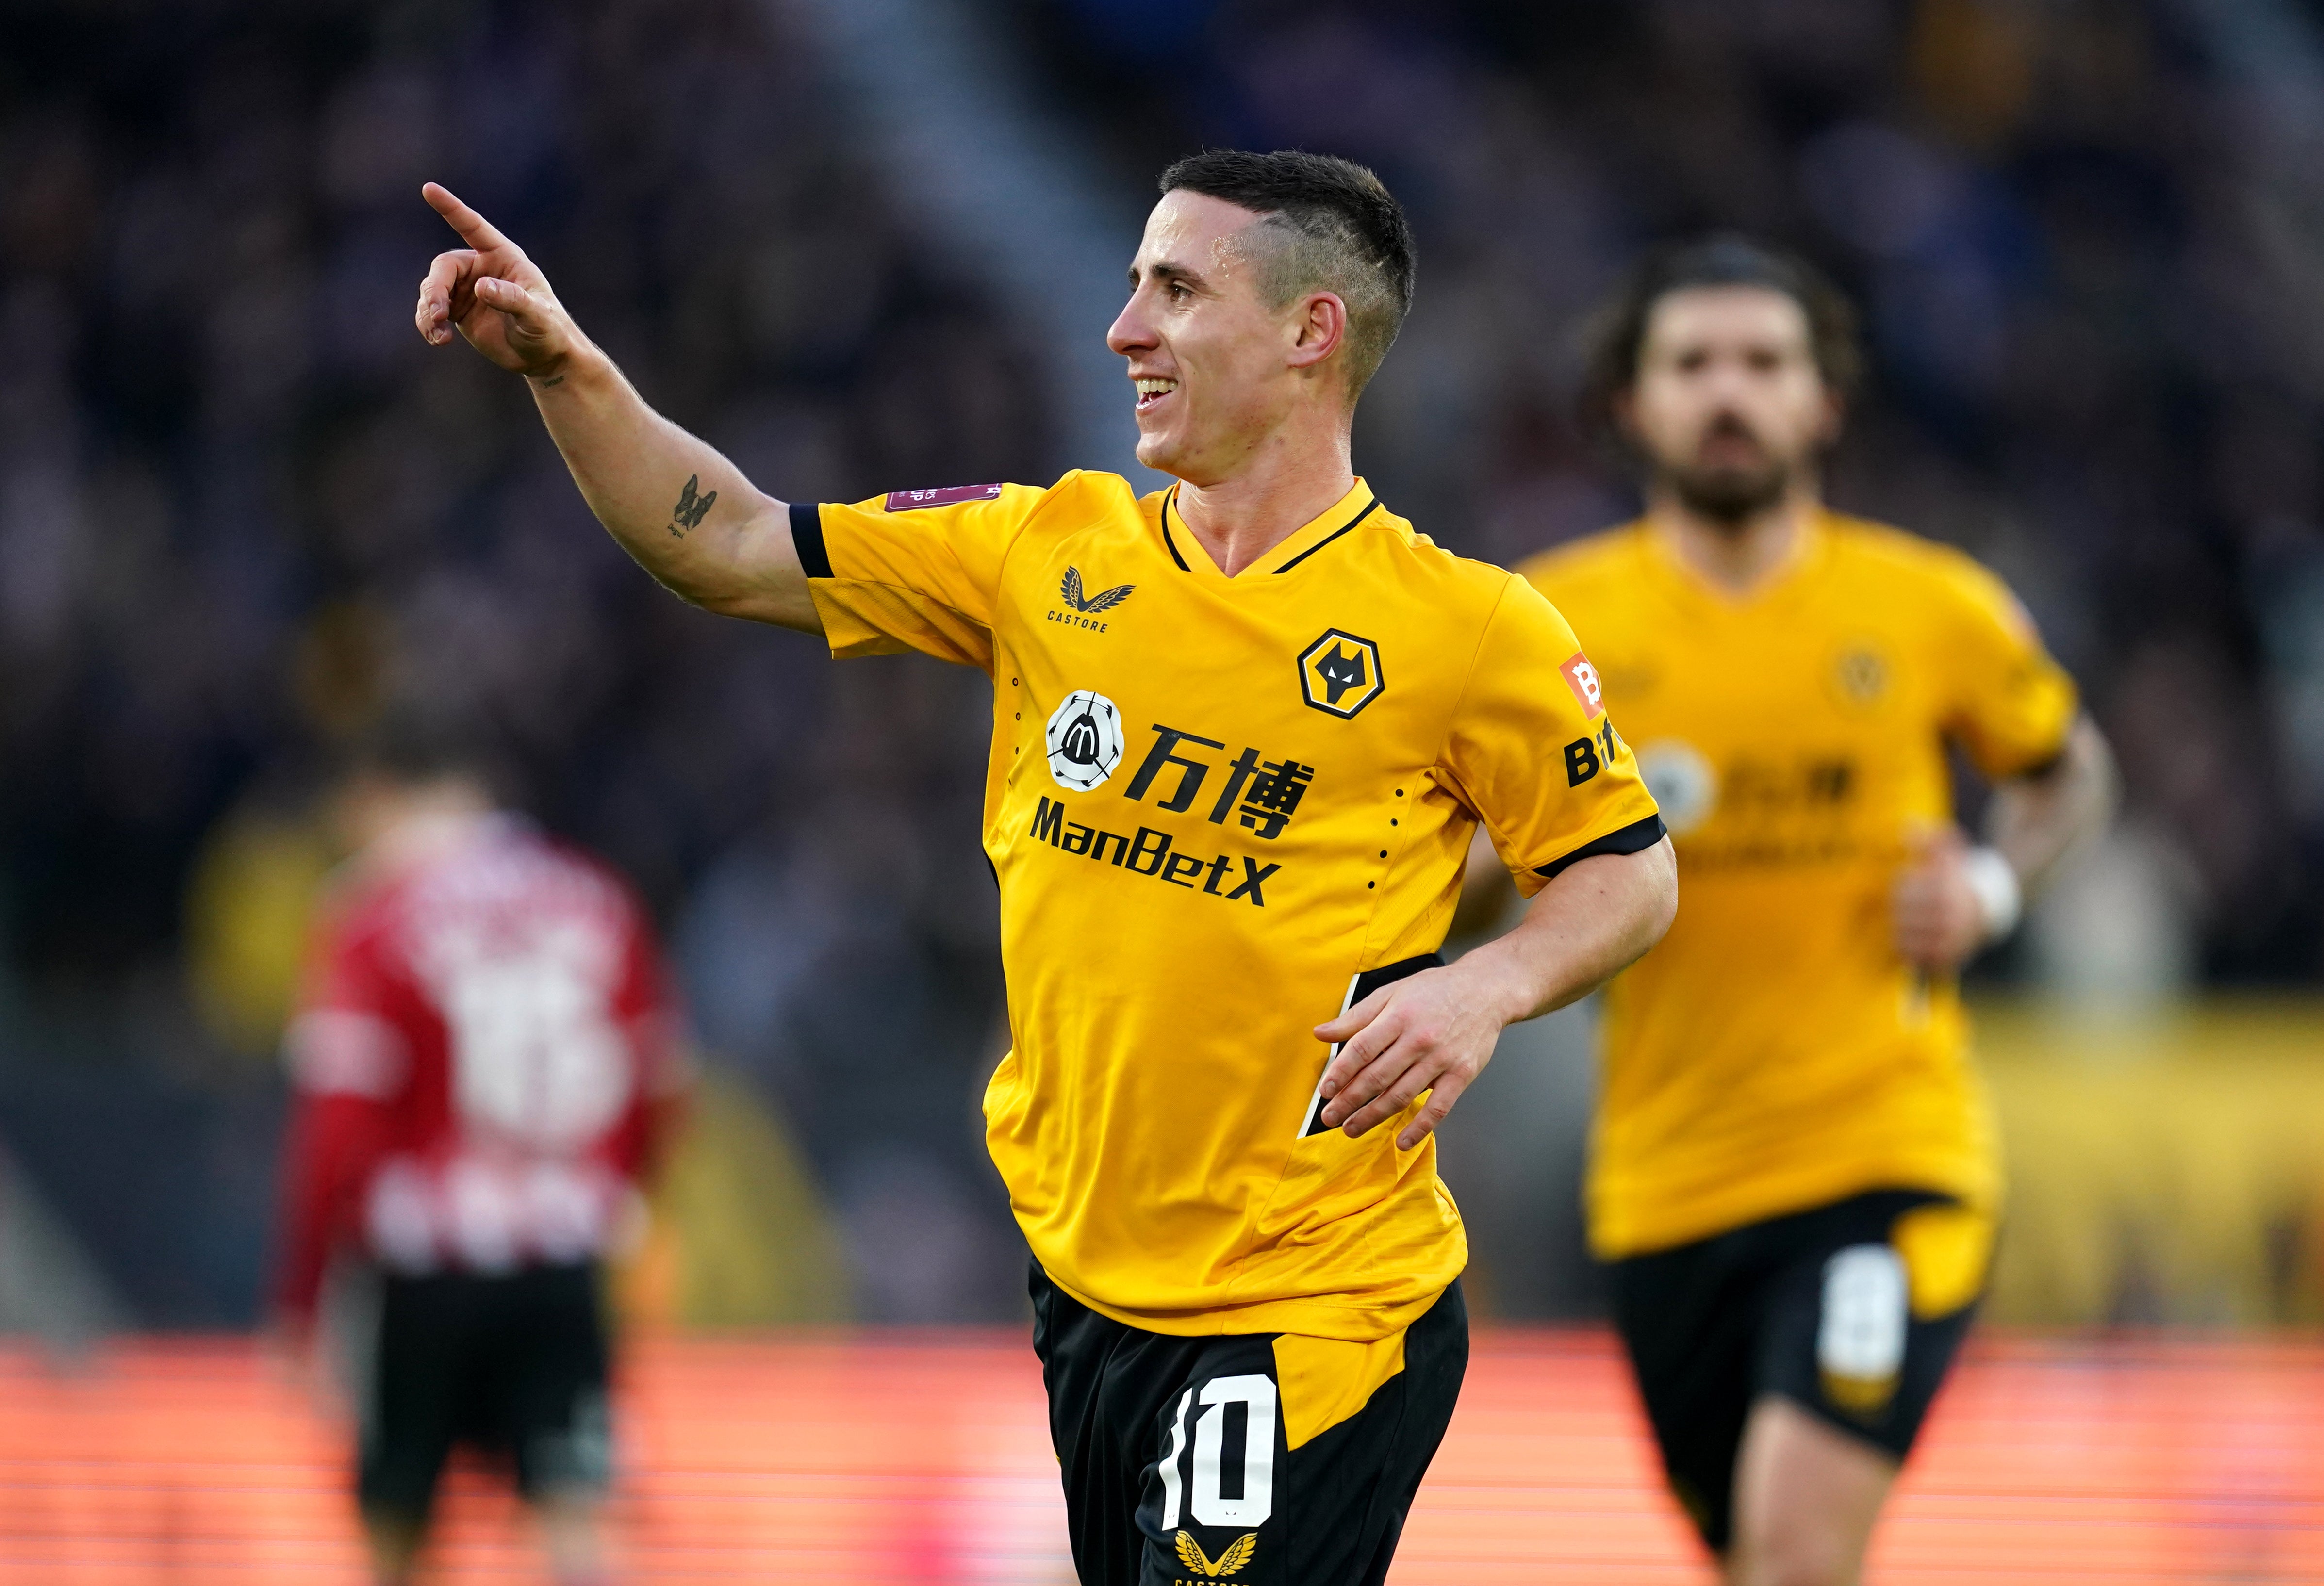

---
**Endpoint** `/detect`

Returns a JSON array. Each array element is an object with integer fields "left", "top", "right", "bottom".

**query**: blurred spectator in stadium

[
  {"left": 1020, "top": 0, "right": 2324, "bottom": 985},
  {"left": 0, "top": 0, "right": 1038, "bottom": 1324},
  {"left": 11, "top": 0, "right": 2324, "bottom": 1330},
  {"left": 271, "top": 719, "right": 690, "bottom": 1586}
]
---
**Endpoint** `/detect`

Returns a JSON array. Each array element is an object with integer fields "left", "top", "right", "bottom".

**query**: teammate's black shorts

[
  {"left": 358, "top": 1261, "right": 614, "bottom": 1523},
  {"left": 1607, "top": 1190, "right": 1983, "bottom": 1553},
  {"left": 1030, "top": 1263, "right": 1467, "bottom": 1586}
]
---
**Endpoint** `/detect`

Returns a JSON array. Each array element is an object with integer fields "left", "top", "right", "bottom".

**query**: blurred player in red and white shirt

[{"left": 273, "top": 726, "right": 689, "bottom": 1586}]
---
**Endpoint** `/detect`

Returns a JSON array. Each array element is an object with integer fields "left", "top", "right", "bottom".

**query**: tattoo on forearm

[
  {"left": 533, "top": 374, "right": 566, "bottom": 388},
  {"left": 669, "top": 473, "right": 717, "bottom": 537}
]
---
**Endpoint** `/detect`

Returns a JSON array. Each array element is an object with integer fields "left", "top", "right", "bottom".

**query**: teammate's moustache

[{"left": 1697, "top": 411, "right": 1764, "bottom": 451}]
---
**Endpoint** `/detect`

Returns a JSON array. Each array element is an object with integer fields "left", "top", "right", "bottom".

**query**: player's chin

[
  {"left": 1131, "top": 425, "right": 1187, "bottom": 476},
  {"left": 1669, "top": 461, "right": 1787, "bottom": 520}
]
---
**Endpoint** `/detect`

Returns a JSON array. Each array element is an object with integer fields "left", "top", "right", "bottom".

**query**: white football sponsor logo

[{"left": 1044, "top": 689, "right": 1124, "bottom": 791}]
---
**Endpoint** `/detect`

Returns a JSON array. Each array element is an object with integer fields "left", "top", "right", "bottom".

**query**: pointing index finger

[{"left": 422, "top": 181, "right": 513, "bottom": 253}]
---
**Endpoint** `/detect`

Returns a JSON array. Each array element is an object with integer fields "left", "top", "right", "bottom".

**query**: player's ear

[
  {"left": 1609, "top": 384, "right": 1641, "bottom": 445},
  {"left": 1286, "top": 291, "right": 1347, "bottom": 373},
  {"left": 1816, "top": 383, "right": 1845, "bottom": 448}
]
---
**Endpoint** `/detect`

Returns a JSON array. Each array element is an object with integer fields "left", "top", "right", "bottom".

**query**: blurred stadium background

[{"left": 2, "top": 0, "right": 2323, "bottom": 1578}]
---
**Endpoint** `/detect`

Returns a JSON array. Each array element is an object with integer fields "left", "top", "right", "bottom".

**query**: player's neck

[
  {"left": 1649, "top": 491, "right": 1821, "bottom": 596},
  {"left": 358, "top": 787, "right": 497, "bottom": 869},
  {"left": 1173, "top": 422, "right": 1356, "bottom": 578}
]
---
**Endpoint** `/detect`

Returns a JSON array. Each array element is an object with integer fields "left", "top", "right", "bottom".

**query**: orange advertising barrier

[{"left": 1, "top": 1329, "right": 2320, "bottom": 1582}]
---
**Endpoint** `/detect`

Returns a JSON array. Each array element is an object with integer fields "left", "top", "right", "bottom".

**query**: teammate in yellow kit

[
  {"left": 1516, "top": 238, "right": 2113, "bottom": 1586},
  {"left": 412, "top": 151, "right": 1675, "bottom": 1585}
]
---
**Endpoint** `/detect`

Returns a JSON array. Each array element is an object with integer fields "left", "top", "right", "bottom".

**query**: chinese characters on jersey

[{"left": 1124, "top": 724, "right": 1317, "bottom": 839}]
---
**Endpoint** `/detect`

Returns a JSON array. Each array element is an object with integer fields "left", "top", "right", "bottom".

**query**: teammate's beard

[{"left": 1654, "top": 413, "right": 1793, "bottom": 525}]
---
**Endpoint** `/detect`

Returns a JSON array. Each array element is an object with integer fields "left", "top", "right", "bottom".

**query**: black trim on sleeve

[
  {"left": 1533, "top": 814, "right": 1668, "bottom": 881},
  {"left": 1301, "top": 952, "right": 1446, "bottom": 1138},
  {"left": 2012, "top": 743, "right": 2072, "bottom": 781},
  {"left": 1273, "top": 497, "right": 1382, "bottom": 573},
  {"left": 789, "top": 501, "right": 833, "bottom": 579},
  {"left": 1159, "top": 491, "right": 1191, "bottom": 571}
]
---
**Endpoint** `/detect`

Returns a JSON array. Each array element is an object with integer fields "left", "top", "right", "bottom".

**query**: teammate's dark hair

[
  {"left": 1579, "top": 235, "right": 1861, "bottom": 440},
  {"left": 341, "top": 705, "right": 500, "bottom": 795},
  {"left": 1158, "top": 149, "right": 1416, "bottom": 398}
]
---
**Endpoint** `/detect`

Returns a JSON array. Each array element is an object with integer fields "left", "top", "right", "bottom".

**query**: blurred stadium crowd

[
  {"left": 2, "top": 0, "right": 2323, "bottom": 1325},
  {"left": 1022, "top": 0, "right": 2324, "bottom": 986},
  {"left": 0, "top": 0, "right": 1046, "bottom": 1324}
]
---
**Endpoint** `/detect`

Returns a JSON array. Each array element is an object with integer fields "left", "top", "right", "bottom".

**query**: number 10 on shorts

[{"left": 1158, "top": 1374, "right": 1278, "bottom": 1528}]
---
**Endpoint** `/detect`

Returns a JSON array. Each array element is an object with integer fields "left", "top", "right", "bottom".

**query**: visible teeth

[{"left": 1135, "top": 379, "right": 1177, "bottom": 396}]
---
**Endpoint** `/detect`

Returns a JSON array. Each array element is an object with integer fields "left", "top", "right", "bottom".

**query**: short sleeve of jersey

[
  {"left": 284, "top": 896, "right": 412, "bottom": 1099},
  {"left": 1442, "top": 576, "right": 1666, "bottom": 898},
  {"left": 1934, "top": 557, "right": 2079, "bottom": 779},
  {"left": 794, "top": 478, "right": 1062, "bottom": 670}
]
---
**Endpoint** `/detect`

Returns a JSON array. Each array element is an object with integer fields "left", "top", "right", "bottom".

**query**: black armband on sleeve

[
  {"left": 789, "top": 501, "right": 832, "bottom": 579},
  {"left": 1534, "top": 814, "right": 1668, "bottom": 881},
  {"left": 2013, "top": 742, "right": 2072, "bottom": 781}
]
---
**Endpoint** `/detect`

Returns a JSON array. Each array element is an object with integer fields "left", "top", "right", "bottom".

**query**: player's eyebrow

[{"left": 1131, "top": 259, "right": 1213, "bottom": 294}]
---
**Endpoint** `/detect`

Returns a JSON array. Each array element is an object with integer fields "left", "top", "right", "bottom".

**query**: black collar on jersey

[
  {"left": 1161, "top": 487, "right": 1382, "bottom": 576},
  {"left": 1273, "top": 497, "right": 1381, "bottom": 572},
  {"left": 1159, "top": 489, "right": 1192, "bottom": 571}
]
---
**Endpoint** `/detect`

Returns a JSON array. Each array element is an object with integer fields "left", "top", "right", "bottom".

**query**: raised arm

[{"left": 413, "top": 183, "right": 820, "bottom": 632}]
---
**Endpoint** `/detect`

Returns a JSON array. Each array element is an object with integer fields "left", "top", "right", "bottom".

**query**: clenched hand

[{"left": 1892, "top": 827, "right": 1990, "bottom": 971}]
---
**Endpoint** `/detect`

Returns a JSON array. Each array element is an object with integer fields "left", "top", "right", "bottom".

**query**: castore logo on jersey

[
  {"left": 1174, "top": 1530, "right": 1258, "bottom": 1578},
  {"left": 1059, "top": 567, "right": 1134, "bottom": 613},
  {"left": 1050, "top": 566, "right": 1134, "bottom": 631}
]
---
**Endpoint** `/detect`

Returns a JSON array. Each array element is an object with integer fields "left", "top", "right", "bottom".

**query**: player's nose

[{"left": 1106, "top": 291, "right": 1158, "bottom": 358}]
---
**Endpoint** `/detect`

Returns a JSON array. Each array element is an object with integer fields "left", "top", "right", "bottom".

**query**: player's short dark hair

[
  {"left": 1158, "top": 148, "right": 1416, "bottom": 398},
  {"left": 1579, "top": 234, "right": 1861, "bottom": 438},
  {"left": 341, "top": 705, "right": 498, "bottom": 793}
]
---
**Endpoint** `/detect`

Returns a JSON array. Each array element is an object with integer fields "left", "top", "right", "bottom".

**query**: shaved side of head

[{"left": 1159, "top": 149, "right": 1416, "bottom": 399}]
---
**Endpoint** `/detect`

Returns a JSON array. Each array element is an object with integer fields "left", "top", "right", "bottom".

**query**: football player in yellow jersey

[
  {"left": 412, "top": 151, "right": 1675, "bottom": 1584},
  {"left": 1512, "top": 238, "right": 2114, "bottom": 1586}
]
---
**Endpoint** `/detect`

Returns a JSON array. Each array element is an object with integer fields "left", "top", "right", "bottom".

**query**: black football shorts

[
  {"left": 1030, "top": 1262, "right": 1467, "bottom": 1586},
  {"left": 357, "top": 1261, "right": 614, "bottom": 1524},
  {"left": 1607, "top": 1189, "right": 1984, "bottom": 1553}
]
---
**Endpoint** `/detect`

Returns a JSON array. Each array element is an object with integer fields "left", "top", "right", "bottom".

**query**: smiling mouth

[{"left": 1133, "top": 377, "right": 1178, "bottom": 412}]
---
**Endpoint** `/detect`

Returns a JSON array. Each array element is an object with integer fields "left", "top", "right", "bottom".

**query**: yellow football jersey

[
  {"left": 798, "top": 473, "right": 1662, "bottom": 1341},
  {"left": 1520, "top": 514, "right": 2077, "bottom": 1259}
]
